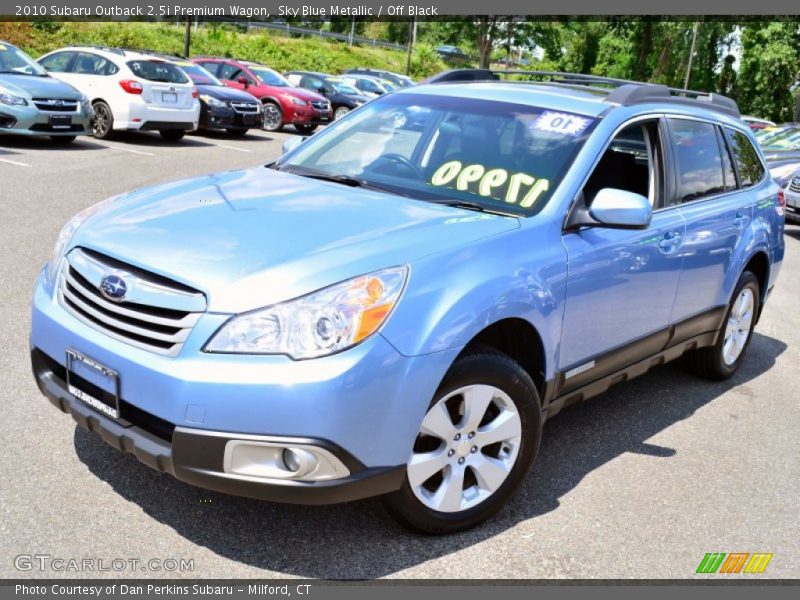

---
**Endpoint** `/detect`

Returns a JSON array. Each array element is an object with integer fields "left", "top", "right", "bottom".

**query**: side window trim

[{"left": 715, "top": 125, "right": 739, "bottom": 191}]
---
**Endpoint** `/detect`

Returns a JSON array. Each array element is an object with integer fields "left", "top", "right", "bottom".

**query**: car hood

[
  {"left": 0, "top": 73, "right": 82, "bottom": 99},
  {"left": 196, "top": 84, "right": 257, "bottom": 102},
  {"left": 282, "top": 86, "right": 326, "bottom": 103},
  {"left": 70, "top": 168, "right": 519, "bottom": 313},
  {"left": 331, "top": 91, "right": 372, "bottom": 105}
]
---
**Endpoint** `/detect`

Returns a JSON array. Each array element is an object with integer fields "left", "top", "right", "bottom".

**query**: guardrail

[{"left": 214, "top": 18, "right": 406, "bottom": 51}]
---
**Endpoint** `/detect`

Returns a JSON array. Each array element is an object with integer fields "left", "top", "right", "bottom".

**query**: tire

[
  {"left": 333, "top": 106, "right": 350, "bottom": 120},
  {"left": 50, "top": 136, "right": 76, "bottom": 144},
  {"left": 383, "top": 347, "right": 542, "bottom": 534},
  {"left": 684, "top": 271, "right": 760, "bottom": 380},
  {"left": 91, "top": 101, "right": 114, "bottom": 139},
  {"left": 225, "top": 128, "right": 249, "bottom": 137},
  {"left": 294, "top": 123, "right": 318, "bottom": 134},
  {"left": 159, "top": 129, "right": 185, "bottom": 142},
  {"left": 261, "top": 102, "right": 283, "bottom": 132}
]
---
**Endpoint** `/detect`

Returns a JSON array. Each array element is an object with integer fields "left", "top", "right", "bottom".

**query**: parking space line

[
  {"left": 93, "top": 143, "right": 155, "bottom": 156},
  {"left": 210, "top": 143, "right": 252, "bottom": 153},
  {"left": 0, "top": 157, "right": 31, "bottom": 167}
]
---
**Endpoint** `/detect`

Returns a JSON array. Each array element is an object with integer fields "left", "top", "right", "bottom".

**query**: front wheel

[
  {"left": 159, "top": 129, "right": 185, "bottom": 142},
  {"left": 294, "top": 123, "right": 318, "bottom": 134},
  {"left": 262, "top": 102, "right": 283, "bottom": 132},
  {"left": 383, "top": 348, "right": 541, "bottom": 534},
  {"left": 333, "top": 106, "right": 350, "bottom": 120},
  {"left": 684, "top": 271, "right": 760, "bottom": 380}
]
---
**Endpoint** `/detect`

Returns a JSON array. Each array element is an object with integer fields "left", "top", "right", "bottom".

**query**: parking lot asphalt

[{"left": 1, "top": 128, "right": 798, "bottom": 580}]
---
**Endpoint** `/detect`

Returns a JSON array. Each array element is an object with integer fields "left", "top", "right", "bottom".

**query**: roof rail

[
  {"left": 119, "top": 48, "right": 188, "bottom": 61},
  {"left": 426, "top": 69, "right": 740, "bottom": 118},
  {"left": 67, "top": 45, "right": 126, "bottom": 56}
]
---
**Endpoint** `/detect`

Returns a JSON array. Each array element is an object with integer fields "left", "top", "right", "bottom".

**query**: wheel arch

[
  {"left": 742, "top": 250, "right": 770, "bottom": 320},
  {"left": 455, "top": 318, "right": 547, "bottom": 401}
]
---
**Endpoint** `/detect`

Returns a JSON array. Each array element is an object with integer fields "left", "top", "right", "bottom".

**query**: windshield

[
  {"left": 175, "top": 61, "right": 222, "bottom": 86},
  {"left": 0, "top": 42, "right": 47, "bottom": 76},
  {"left": 249, "top": 67, "right": 291, "bottom": 87},
  {"left": 326, "top": 79, "right": 360, "bottom": 95},
  {"left": 278, "top": 93, "right": 596, "bottom": 216},
  {"left": 127, "top": 60, "right": 189, "bottom": 84}
]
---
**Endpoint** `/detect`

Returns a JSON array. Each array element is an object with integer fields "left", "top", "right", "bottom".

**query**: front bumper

[
  {"left": 0, "top": 104, "right": 91, "bottom": 136},
  {"left": 31, "top": 267, "right": 460, "bottom": 502},
  {"left": 199, "top": 105, "right": 260, "bottom": 130},
  {"left": 32, "top": 349, "right": 404, "bottom": 504},
  {"left": 785, "top": 185, "right": 800, "bottom": 222}
]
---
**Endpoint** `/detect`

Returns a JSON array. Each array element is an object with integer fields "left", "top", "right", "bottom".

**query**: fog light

[
  {"left": 223, "top": 439, "right": 350, "bottom": 481},
  {"left": 282, "top": 448, "right": 316, "bottom": 477}
]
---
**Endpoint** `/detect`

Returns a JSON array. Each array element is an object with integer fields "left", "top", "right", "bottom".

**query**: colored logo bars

[{"left": 696, "top": 552, "right": 773, "bottom": 574}]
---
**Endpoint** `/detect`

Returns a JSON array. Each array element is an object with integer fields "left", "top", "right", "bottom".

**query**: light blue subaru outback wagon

[{"left": 31, "top": 71, "right": 785, "bottom": 533}]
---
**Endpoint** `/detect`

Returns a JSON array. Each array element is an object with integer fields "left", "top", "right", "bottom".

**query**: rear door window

[
  {"left": 725, "top": 128, "right": 766, "bottom": 188},
  {"left": 668, "top": 119, "right": 726, "bottom": 202},
  {"left": 39, "top": 51, "right": 74, "bottom": 73},
  {"left": 127, "top": 60, "right": 189, "bottom": 84},
  {"left": 73, "top": 53, "right": 113, "bottom": 76},
  {"left": 217, "top": 62, "right": 243, "bottom": 81}
]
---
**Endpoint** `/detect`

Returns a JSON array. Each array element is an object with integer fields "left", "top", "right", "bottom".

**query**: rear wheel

[
  {"left": 294, "top": 123, "right": 318, "bottom": 134},
  {"left": 159, "top": 129, "right": 186, "bottom": 142},
  {"left": 262, "top": 102, "right": 283, "bottom": 132},
  {"left": 50, "top": 136, "right": 76, "bottom": 144},
  {"left": 91, "top": 101, "right": 114, "bottom": 139},
  {"left": 225, "top": 128, "right": 249, "bottom": 137},
  {"left": 684, "top": 271, "right": 760, "bottom": 380},
  {"left": 383, "top": 348, "right": 541, "bottom": 534}
]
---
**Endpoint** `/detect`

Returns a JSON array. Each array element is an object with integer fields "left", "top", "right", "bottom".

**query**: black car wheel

[
  {"left": 159, "top": 130, "right": 186, "bottom": 142},
  {"left": 92, "top": 101, "right": 114, "bottom": 139},
  {"left": 262, "top": 102, "right": 283, "bottom": 132},
  {"left": 225, "top": 128, "right": 249, "bottom": 137},
  {"left": 294, "top": 124, "right": 318, "bottom": 134}
]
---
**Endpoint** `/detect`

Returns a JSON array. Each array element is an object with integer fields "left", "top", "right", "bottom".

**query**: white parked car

[
  {"left": 340, "top": 75, "right": 393, "bottom": 98},
  {"left": 37, "top": 46, "right": 200, "bottom": 141}
]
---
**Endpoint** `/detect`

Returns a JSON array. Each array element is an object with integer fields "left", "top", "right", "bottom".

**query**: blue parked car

[{"left": 31, "top": 72, "right": 785, "bottom": 533}]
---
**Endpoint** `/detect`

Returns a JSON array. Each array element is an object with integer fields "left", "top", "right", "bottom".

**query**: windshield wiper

[
  {"left": 429, "top": 199, "right": 520, "bottom": 218},
  {"left": 278, "top": 166, "right": 409, "bottom": 196}
]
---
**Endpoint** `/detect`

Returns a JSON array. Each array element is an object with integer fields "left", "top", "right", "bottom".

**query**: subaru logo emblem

[
  {"left": 100, "top": 275, "right": 127, "bottom": 301},
  {"left": 55, "top": 100, "right": 64, "bottom": 106}
]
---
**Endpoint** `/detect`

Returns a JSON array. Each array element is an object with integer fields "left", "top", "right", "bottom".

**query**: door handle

[
  {"left": 658, "top": 231, "right": 682, "bottom": 252},
  {"left": 733, "top": 212, "right": 749, "bottom": 228}
]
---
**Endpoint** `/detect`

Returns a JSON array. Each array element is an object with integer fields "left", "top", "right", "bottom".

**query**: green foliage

[{"left": 410, "top": 43, "right": 447, "bottom": 79}]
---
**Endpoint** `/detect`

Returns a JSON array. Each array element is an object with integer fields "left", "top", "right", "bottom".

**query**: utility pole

[
  {"left": 183, "top": 18, "right": 191, "bottom": 57},
  {"left": 405, "top": 17, "right": 416, "bottom": 75},
  {"left": 684, "top": 20, "right": 700, "bottom": 89},
  {"left": 349, "top": 17, "right": 355, "bottom": 47}
]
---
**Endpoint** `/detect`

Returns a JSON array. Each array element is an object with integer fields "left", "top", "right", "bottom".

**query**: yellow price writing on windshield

[{"left": 430, "top": 161, "right": 549, "bottom": 208}]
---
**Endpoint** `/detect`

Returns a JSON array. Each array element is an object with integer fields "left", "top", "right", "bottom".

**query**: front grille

[
  {"left": 789, "top": 177, "right": 800, "bottom": 193},
  {"left": 58, "top": 249, "right": 205, "bottom": 357},
  {"left": 230, "top": 101, "right": 258, "bottom": 113},
  {"left": 33, "top": 98, "right": 79, "bottom": 112},
  {"left": 311, "top": 100, "right": 330, "bottom": 111}
]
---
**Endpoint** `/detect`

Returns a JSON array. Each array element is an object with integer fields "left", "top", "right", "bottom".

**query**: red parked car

[{"left": 192, "top": 57, "right": 332, "bottom": 133}]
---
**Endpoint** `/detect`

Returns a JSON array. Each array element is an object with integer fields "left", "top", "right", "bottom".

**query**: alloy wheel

[
  {"left": 723, "top": 287, "right": 755, "bottom": 365},
  {"left": 262, "top": 103, "right": 282, "bottom": 131},
  {"left": 92, "top": 104, "right": 110, "bottom": 138},
  {"left": 408, "top": 384, "right": 522, "bottom": 513}
]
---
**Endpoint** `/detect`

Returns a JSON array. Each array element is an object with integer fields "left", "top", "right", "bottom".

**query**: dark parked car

[
  {"left": 343, "top": 68, "right": 414, "bottom": 88},
  {"left": 285, "top": 71, "right": 370, "bottom": 120},
  {"left": 192, "top": 57, "right": 331, "bottom": 133}
]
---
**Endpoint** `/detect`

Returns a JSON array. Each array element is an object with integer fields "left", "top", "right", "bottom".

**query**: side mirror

[
  {"left": 566, "top": 188, "right": 652, "bottom": 230},
  {"left": 238, "top": 76, "right": 249, "bottom": 87},
  {"left": 281, "top": 136, "right": 307, "bottom": 155}
]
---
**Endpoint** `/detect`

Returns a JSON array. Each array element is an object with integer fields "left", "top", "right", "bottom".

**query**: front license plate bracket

[{"left": 65, "top": 349, "right": 121, "bottom": 420}]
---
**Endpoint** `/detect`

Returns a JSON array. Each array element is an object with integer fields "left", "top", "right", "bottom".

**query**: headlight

[
  {"left": 290, "top": 97, "right": 307, "bottom": 106},
  {"left": 0, "top": 92, "right": 27, "bottom": 106},
  {"left": 199, "top": 94, "right": 227, "bottom": 108},
  {"left": 48, "top": 195, "right": 122, "bottom": 281},
  {"left": 205, "top": 266, "right": 408, "bottom": 359}
]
